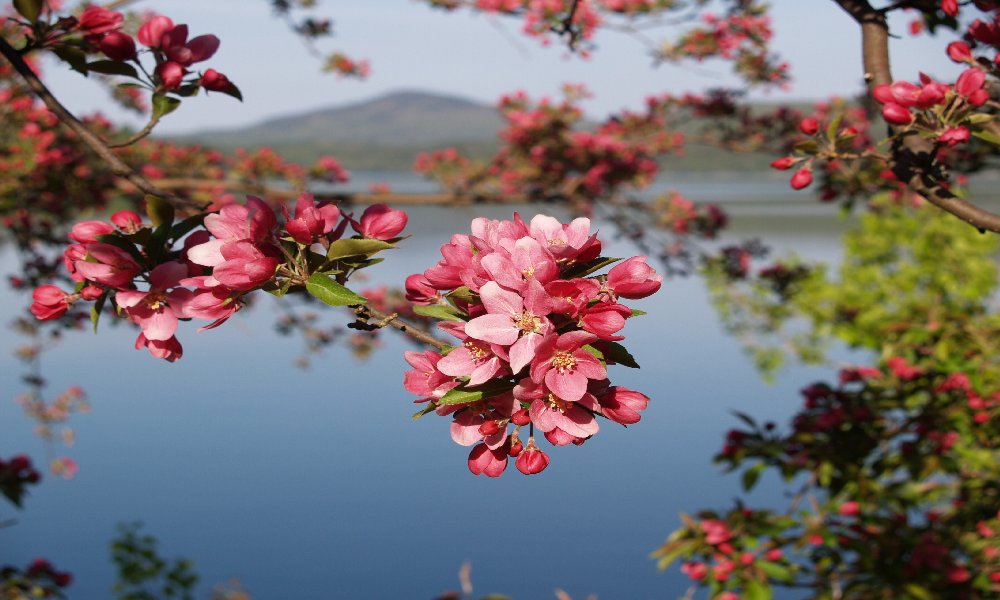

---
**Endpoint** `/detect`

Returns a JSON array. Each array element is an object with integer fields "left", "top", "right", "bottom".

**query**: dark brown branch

[
  {"left": 834, "top": 0, "right": 1000, "bottom": 233},
  {"left": 354, "top": 305, "right": 449, "bottom": 351},
  {"left": 0, "top": 36, "right": 202, "bottom": 211}
]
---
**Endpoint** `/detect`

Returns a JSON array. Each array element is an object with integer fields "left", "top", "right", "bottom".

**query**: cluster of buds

[
  {"left": 404, "top": 213, "right": 657, "bottom": 476},
  {"left": 1, "top": 558, "right": 72, "bottom": 597},
  {"left": 323, "top": 52, "right": 371, "bottom": 78},
  {"left": 0, "top": 454, "right": 41, "bottom": 507},
  {"left": 30, "top": 196, "right": 407, "bottom": 361},
  {"left": 872, "top": 68, "right": 988, "bottom": 147}
]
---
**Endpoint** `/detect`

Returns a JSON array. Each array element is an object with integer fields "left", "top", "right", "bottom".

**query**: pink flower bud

[
  {"left": 467, "top": 443, "right": 507, "bottom": 477},
  {"left": 353, "top": 204, "right": 407, "bottom": 240},
  {"left": 78, "top": 6, "right": 123, "bottom": 35},
  {"left": 137, "top": 15, "right": 174, "bottom": 48},
  {"left": 770, "top": 156, "right": 796, "bottom": 170},
  {"left": 882, "top": 103, "right": 913, "bottom": 125},
  {"left": 79, "top": 284, "right": 104, "bottom": 301},
  {"left": 156, "top": 61, "right": 185, "bottom": 90},
  {"left": 515, "top": 444, "right": 549, "bottom": 475},
  {"left": 68, "top": 220, "right": 114, "bottom": 243},
  {"left": 939, "top": 126, "right": 970, "bottom": 146},
  {"left": 941, "top": 0, "right": 959, "bottom": 17},
  {"left": 98, "top": 31, "right": 136, "bottom": 61},
  {"left": 185, "top": 35, "right": 220, "bottom": 63},
  {"left": 872, "top": 84, "right": 894, "bottom": 105},
  {"left": 956, "top": 68, "right": 986, "bottom": 99},
  {"left": 477, "top": 420, "right": 500, "bottom": 436},
  {"left": 199, "top": 68, "right": 231, "bottom": 92},
  {"left": 510, "top": 408, "right": 531, "bottom": 426},
  {"left": 111, "top": 210, "right": 143, "bottom": 232},
  {"left": 839, "top": 501, "right": 861, "bottom": 516},
  {"left": 30, "top": 285, "right": 71, "bottom": 320},
  {"left": 947, "top": 41, "right": 972, "bottom": 63},
  {"left": 790, "top": 167, "right": 813, "bottom": 190},
  {"left": 799, "top": 117, "right": 819, "bottom": 135},
  {"left": 607, "top": 256, "right": 661, "bottom": 299}
]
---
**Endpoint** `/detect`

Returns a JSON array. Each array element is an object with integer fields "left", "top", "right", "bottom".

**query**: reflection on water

[{"left": 0, "top": 177, "right": 959, "bottom": 599}]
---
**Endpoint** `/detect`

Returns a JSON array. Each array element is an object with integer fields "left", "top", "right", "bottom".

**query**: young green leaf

[{"left": 305, "top": 273, "right": 367, "bottom": 306}]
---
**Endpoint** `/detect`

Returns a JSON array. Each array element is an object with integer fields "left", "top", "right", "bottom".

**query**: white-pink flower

[{"left": 464, "top": 280, "right": 553, "bottom": 373}]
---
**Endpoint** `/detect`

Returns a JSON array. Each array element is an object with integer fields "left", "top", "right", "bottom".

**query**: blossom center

[
  {"left": 546, "top": 393, "right": 572, "bottom": 413},
  {"left": 521, "top": 266, "right": 536, "bottom": 279},
  {"left": 464, "top": 340, "right": 489, "bottom": 361},
  {"left": 551, "top": 350, "right": 577, "bottom": 373},
  {"left": 513, "top": 310, "right": 541, "bottom": 334},
  {"left": 143, "top": 291, "right": 168, "bottom": 311}
]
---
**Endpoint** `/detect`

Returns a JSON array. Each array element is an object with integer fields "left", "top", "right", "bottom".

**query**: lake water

[{"left": 0, "top": 173, "right": 922, "bottom": 599}]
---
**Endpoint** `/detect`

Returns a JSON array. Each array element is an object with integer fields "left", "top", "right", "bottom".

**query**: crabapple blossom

[{"left": 405, "top": 213, "right": 655, "bottom": 476}]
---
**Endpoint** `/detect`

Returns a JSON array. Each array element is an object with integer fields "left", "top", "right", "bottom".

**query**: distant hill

[
  {"left": 169, "top": 89, "right": 782, "bottom": 172},
  {"left": 170, "top": 90, "right": 505, "bottom": 169}
]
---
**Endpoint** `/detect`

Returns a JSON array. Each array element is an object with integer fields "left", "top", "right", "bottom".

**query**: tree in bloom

[{"left": 405, "top": 212, "right": 657, "bottom": 476}]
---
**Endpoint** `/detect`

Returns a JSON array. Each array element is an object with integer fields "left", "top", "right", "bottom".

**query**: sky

[{"left": 40, "top": 0, "right": 958, "bottom": 135}]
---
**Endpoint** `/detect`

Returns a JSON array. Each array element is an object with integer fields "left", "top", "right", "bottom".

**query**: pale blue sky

[{"left": 41, "top": 1, "right": 955, "bottom": 134}]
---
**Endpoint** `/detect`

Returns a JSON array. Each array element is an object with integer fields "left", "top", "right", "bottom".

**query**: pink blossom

[
  {"left": 529, "top": 331, "right": 606, "bottom": 402},
  {"left": 403, "top": 350, "right": 458, "bottom": 401},
  {"left": 200, "top": 68, "right": 234, "bottom": 92},
  {"left": 606, "top": 256, "right": 661, "bottom": 299},
  {"left": 956, "top": 68, "right": 988, "bottom": 106},
  {"left": 437, "top": 334, "right": 508, "bottom": 386},
  {"left": 544, "top": 278, "right": 600, "bottom": 316},
  {"left": 283, "top": 193, "right": 341, "bottom": 244},
  {"left": 116, "top": 261, "right": 193, "bottom": 340},
  {"left": 209, "top": 241, "right": 280, "bottom": 291},
  {"left": 528, "top": 214, "right": 600, "bottom": 261},
  {"left": 449, "top": 394, "right": 518, "bottom": 447},
  {"left": 110, "top": 210, "right": 142, "bottom": 233},
  {"left": 464, "top": 280, "right": 552, "bottom": 373},
  {"left": 353, "top": 204, "right": 407, "bottom": 240},
  {"left": 481, "top": 237, "right": 558, "bottom": 292},
  {"left": 404, "top": 274, "right": 439, "bottom": 305}
]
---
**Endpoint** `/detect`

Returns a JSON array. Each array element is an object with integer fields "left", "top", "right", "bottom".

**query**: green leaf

[
  {"left": 169, "top": 213, "right": 205, "bottom": 239},
  {"left": 86, "top": 60, "right": 139, "bottom": 78},
  {"left": 826, "top": 112, "right": 843, "bottom": 141},
  {"left": 326, "top": 238, "right": 394, "bottom": 260},
  {"left": 972, "top": 129, "right": 1000, "bottom": 146},
  {"left": 743, "top": 580, "right": 773, "bottom": 600},
  {"left": 145, "top": 194, "right": 174, "bottom": 228},
  {"left": 305, "top": 273, "right": 366, "bottom": 306},
  {"left": 411, "top": 404, "right": 436, "bottom": 421},
  {"left": 438, "top": 388, "right": 484, "bottom": 406},
  {"left": 603, "top": 341, "right": 640, "bottom": 368},
  {"left": 583, "top": 344, "right": 604, "bottom": 361},
  {"left": 903, "top": 584, "right": 934, "bottom": 600},
  {"left": 446, "top": 286, "right": 475, "bottom": 304},
  {"left": 794, "top": 139, "right": 820, "bottom": 154},
  {"left": 742, "top": 462, "right": 766, "bottom": 491},
  {"left": 265, "top": 280, "right": 292, "bottom": 298},
  {"left": 218, "top": 83, "right": 243, "bottom": 102},
  {"left": 53, "top": 45, "right": 89, "bottom": 75},
  {"left": 563, "top": 256, "right": 623, "bottom": 278},
  {"left": 630, "top": 308, "right": 647, "bottom": 316},
  {"left": 413, "top": 304, "right": 464, "bottom": 322},
  {"left": 91, "top": 289, "right": 109, "bottom": 333},
  {"left": 151, "top": 94, "right": 181, "bottom": 121},
  {"left": 758, "top": 561, "right": 794, "bottom": 583},
  {"left": 13, "top": 0, "right": 42, "bottom": 22}
]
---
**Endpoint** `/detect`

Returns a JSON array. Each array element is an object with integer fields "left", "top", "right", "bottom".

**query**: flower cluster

[
  {"left": 30, "top": 197, "right": 407, "bottom": 361},
  {"left": 0, "top": 454, "right": 41, "bottom": 508},
  {"left": 0, "top": 558, "right": 72, "bottom": 598},
  {"left": 404, "top": 213, "right": 657, "bottom": 476}
]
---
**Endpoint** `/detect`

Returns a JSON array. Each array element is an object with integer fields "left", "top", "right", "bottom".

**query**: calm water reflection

[{"left": 4, "top": 191, "right": 865, "bottom": 599}]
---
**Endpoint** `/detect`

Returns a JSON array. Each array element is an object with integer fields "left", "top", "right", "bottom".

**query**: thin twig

[
  {"left": 354, "top": 305, "right": 449, "bottom": 350},
  {"left": 106, "top": 114, "right": 161, "bottom": 149},
  {"left": 0, "top": 36, "right": 204, "bottom": 211}
]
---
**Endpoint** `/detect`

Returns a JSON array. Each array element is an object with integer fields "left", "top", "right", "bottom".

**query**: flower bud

[
  {"left": 353, "top": 204, "right": 407, "bottom": 240},
  {"left": 798, "top": 117, "right": 819, "bottom": 135},
  {"left": 510, "top": 408, "right": 530, "bottom": 426},
  {"left": 478, "top": 420, "right": 500, "bottom": 436},
  {"left": 947, "top": 41, "right": 972, "bottom": 63},
  {"left": 515, "top": 441, "right": 549, "bottom": 475},
  {"left": 98, "top": 31, "right": 136, "bottom": 61},
  {"left": 790, "top": 168, "right": 813, "bottom": 190},
  {"left": 769, "top": 156, "right": 796, "bottom": 170},
  {"left": 882, "top": 103, "right": 913, "bottom": 125},
  {"left": 78, "top": 6, "right": 123, "bottom": 36},
  {"left": 111, "top": 210, "right": 143, "bottom": 232}
]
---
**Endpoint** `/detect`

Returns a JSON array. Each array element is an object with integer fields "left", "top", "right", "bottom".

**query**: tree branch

[
  {"left": 834, "top": 0, "right": 1000, "bottom": 233},
  {"left": 354, "top": 305, "right": 449, "bottom": 351},
  {"left": 0, "top": 36, "right": 203, "bottom": 211}
]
